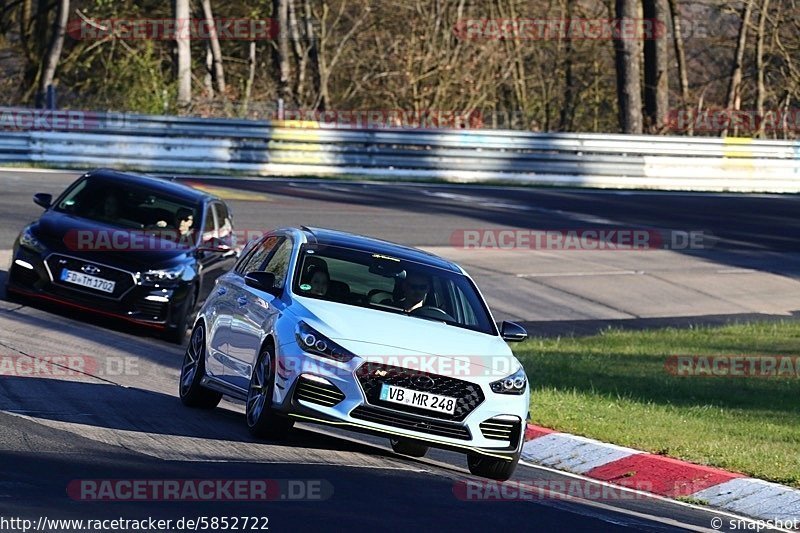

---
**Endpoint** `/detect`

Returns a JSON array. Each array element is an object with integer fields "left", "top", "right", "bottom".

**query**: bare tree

[
  {"left": 754, "top": 0, "right": 771, "bottom": 137},
  {"left": 201, "top": 0, "right": 226, "bottom": 96},
  {"left": 614, "top": 0, "right": 643, "bottom": 133},
  {"left": 724, "top": 0, "right": 753, "bottom": 136},
  {"left": 559, "top": 0, "right": 577, "bottom": 131},
  {"left": 643, "top": 0, "right": 669, "bottom": 132},
  {"left": 38, "top": 0, "right": 69, "bottom": 105},
  {"left": 272, "top": 0, "right": 293, "bottom": 106},
  {"left": 175, "top": 0, "right": 192, "bottom": 108},
  {"left": 668, "top": 0, "right": 691, "bottom": 134},
  {"left": 241, "top": 41, "right": 257, "bottom": 116}
]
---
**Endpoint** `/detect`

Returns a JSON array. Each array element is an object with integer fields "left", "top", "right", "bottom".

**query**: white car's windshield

[{"left": 292, "top": 244, "right": 497, "bottom": 336}]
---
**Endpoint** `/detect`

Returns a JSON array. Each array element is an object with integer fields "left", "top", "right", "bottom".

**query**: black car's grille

[
  {"left": 355, "top": 363, "right": 484, "bottom": 421},
  {"left": 350, "top": 405, "right": 471, "bottom": 440},
  {"left": 295, "top": 376, "right": 345, "bottom": 407},
  {"left": 134, "top": 298, "right": 167, "bottom": 320},
  {"left": 480, "top": 417, "right": 522, "bottom": 443},
  {"left": 45, "top": 254, "right": 135, "bottom": 299}
]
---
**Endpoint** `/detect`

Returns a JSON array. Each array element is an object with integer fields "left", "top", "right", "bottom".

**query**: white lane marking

[
  {"left": 716, "top": 268, "right": 758, "bottom": 274},
  {"left": 516, "top": 270, "right": 642, "bottom": 278},
  {"left": 518, "top": 460, "right": 796, "bottom": 532}
]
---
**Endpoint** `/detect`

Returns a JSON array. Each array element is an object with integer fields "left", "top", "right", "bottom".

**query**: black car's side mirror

[
  {"left": 244, "top": 271, "right": 280, "bottom": 297},
  {"left": 33, "top": 193, "right": 52, "bottom": 209},
  {"left": 500, "top": 321, "right": 528, "bottom": 342}
]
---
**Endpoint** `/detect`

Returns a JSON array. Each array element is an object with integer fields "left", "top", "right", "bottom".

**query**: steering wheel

[{"left": 410, "top": 306, "right": 455, "bottom": 322}]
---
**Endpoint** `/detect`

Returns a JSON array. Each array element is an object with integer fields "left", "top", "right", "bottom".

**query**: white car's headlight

[
  {"left": 490, "top": 367, "right": 528, "bottom": 395},
  {"left": 296, "top": 321, "right": 355, "bottom": 362},
  {"left": 19, "top": 227, "right": 45, "bottom": 252},
  {"left": 138, "top": 265, "right": 185, "bottom": 284}
]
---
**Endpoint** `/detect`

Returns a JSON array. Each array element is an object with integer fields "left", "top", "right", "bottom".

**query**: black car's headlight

[
  {"left": 137, "top": 265, "right": 185, "bottom": 285},
  {"left": 19, "top": 226, "right": 45, "bottom": 252},
  {"left": 295, "top": 321, "right": 355, "bottom": 362},
  {"left": 490, "top": 367, "right": 528, "bottom": 395}
]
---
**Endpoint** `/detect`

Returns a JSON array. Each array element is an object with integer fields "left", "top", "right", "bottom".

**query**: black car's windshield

[
  {"left": 54, "top": 176, "right": 201, "bottom": 236},
  {"left": 292, "top": 244, "right": 497, "bottom": 336}
]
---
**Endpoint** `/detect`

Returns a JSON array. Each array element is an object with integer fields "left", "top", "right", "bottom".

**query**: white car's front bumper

[{"left": 273, "top": 343, "right": 529, "bottom": 460}]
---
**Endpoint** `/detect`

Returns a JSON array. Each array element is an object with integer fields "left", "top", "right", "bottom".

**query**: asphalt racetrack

[{"left": 1, "top": 169, "right": 798, "bottom": 532}]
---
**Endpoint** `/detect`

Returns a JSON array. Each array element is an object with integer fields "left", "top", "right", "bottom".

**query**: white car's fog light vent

[
  {"left": 295, "top": 375, "right": 345, "bottom": 407},
  {"left": 479, "top": 417, "right": 522, "bottom": 443}
]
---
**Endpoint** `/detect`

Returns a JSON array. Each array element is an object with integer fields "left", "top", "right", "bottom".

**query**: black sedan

[{"left": 5, "top": 169, "right": 238, "bottom": 343}]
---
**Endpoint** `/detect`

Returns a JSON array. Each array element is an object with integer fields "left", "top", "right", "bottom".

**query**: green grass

[{"left": 512, "top": 321, "right": 800, "bottom": 488}]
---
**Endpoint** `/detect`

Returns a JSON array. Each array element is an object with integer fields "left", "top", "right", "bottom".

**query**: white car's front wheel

[
  {"left": 467, "top": 451, "right": 520, "bottom": 481},
  {"left": 390, "top": 437, "right": 429, "bottom": 458},
  {"left": 246, "top": 344, "right": 294, "bottom": 440},
  {"left": 179, "top": 324, "right": 222, "bottom": 409}
]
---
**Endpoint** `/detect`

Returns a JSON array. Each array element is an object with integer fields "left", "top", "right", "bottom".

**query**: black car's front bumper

[{"left": 7, "top": 246, "right": 191, "bottom": 330}]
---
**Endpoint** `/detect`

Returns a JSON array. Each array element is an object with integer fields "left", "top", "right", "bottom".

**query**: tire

[
  {"left": 246, "top": 344, "right": 294, "bottom": 440},
  {"left": 163, "top": 285, "right": 197, "bottom": 344},
  {"left": 466, "top": 452, "right": 520, "bottom": 481},
  {"left": 390, "top": 437, "right": 429, "bottom": 458},
  {"left": 179, "top": 323, "right": 223, "bottom": 409}
]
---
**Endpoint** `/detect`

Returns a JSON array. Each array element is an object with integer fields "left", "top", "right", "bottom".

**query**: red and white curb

[{"left": 523, "top": 424, "right": 800, "bottom": 522}]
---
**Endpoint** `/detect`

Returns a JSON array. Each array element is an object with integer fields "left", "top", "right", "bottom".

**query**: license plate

[
  {"left": 60, "top": 269, "right": 116, "bottom": 293},
  {"left": 379, "top": 384, "right": 457, "bottom": 415}
]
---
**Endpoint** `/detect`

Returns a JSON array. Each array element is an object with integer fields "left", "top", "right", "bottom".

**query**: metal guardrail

[{"left": 0, "top": 107, "right": 798, "bottom": 192}]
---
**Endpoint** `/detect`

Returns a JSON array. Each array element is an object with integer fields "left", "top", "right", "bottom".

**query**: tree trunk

[
  {"left": 201, "top": 0, "right": 226, "bottom": 96},
  {"left": 724, "top": 0, "right": 753, "bottom": 136},
  {"left": 288, "top": 0, "right": 307, "bottom": 103},
  {"left": 304, "top": 0, "right": 322, "bottom": 109},
  {"left": 643, "top": 0, "right": 669, "bottom": 132},
  {"left": 668, "top": 0, "right": 691, "bottom": 134},
  {"left": 204, "top": 45, "right": 215, "bottom": 98},
  {"left": 614, "top": 0, "right": 643, "bottom": 133},
  {"left": 272, "top": 0, "right": 293, "bottom": 106},
  {"left": 755, "top": 0, "right": 771, "bottom": 137},
  {"left": 175, "top": 0, "right": 191, "bottom": 108},
  {"left": 560, "top": 0, "right": 577, "bottom": 131},
  {"left": 241, "top": 41, "right": 257, "bottom": 116},
  {"left": 38, "top": 0, "right": 69, "bottom": 102}
]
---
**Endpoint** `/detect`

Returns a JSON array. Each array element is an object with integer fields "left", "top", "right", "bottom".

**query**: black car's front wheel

[
  {"left": 163, "top": 285, "right": 197, "bottom": 344},
  {"left": 179, "top": 323, "right": 222, "bottom": 408},
  {"left": 466, "top": 451, "right": 520, "bottom": 481},
  {"left": 246, "top": 344, "right": 294, "bottom": 440}
]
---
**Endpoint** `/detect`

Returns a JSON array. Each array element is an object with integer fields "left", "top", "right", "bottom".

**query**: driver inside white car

[{"left": 394, "top": 272, "right": 430, "bottom": 313}]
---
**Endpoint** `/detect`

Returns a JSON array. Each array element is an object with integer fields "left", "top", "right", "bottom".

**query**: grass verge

[{"left": 512, "top": 321, "right": 800, "bottom": 488}]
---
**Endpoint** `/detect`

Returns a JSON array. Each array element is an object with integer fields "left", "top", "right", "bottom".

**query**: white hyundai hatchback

[{"left": 180, "top": 227, "right": 530, "bottom": 480}]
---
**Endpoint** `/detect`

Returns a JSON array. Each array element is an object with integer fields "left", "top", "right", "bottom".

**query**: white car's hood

[{"left": 289, "top": 296, "right": 518, "bottom": 374}]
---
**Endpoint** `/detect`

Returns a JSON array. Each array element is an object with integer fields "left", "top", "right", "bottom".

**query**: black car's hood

[{"left": 32, "top": 211, "right": 194, "bottom": 270}]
